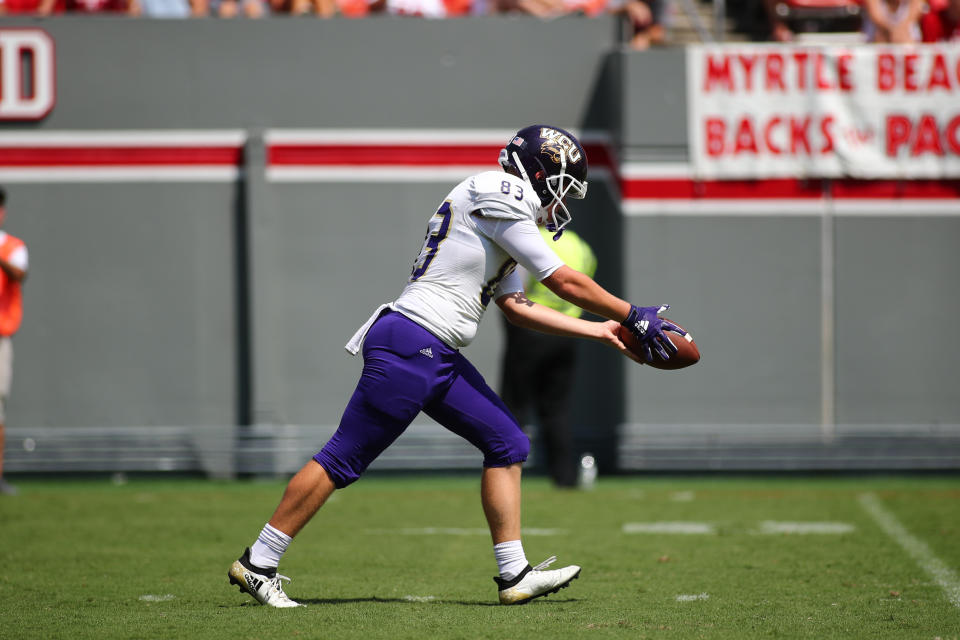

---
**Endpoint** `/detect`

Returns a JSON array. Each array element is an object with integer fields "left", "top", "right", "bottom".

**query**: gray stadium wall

[{"left": 1, "top": 19, "right": 957, "bottom": 475}]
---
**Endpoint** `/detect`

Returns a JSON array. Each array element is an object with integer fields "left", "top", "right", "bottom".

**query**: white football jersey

[{"left": 390, "top": 170, "right": 564, "bottom": 348}]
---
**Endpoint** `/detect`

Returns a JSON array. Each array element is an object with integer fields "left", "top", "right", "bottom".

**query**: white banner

[{"left": 687, "top": 44, "right": 960, "bottom": 179}]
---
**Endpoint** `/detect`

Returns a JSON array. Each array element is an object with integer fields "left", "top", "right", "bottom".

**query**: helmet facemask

[{"left": 543, "top": 165, "right": 587, "bottom": 238}]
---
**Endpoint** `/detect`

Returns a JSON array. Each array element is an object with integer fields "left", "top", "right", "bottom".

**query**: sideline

[{"left": 859, "top": 492, "right": 960, "bottom": 608}]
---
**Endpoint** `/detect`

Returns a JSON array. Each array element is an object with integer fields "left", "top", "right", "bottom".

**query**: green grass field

[{"left": 1, "top": 474, "right": 959, "bottom": 640}]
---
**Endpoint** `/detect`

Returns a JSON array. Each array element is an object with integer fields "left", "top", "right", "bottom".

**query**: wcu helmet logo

[{"left": 539, "top": 127, "right": 582, "bottom": 165}]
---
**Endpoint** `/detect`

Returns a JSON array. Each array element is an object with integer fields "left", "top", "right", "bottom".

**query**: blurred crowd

[
  {"left": 759, "top": 0, "right": 960, "bottom": 44},
  {"left": 0, "top": 0, "right": 668, "bottom": 35},
  {"left": 0, "top": 0, "right": 957, "bottom": 46}
]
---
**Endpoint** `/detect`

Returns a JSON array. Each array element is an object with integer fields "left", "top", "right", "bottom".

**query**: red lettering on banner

[
  {"left": 703, "top": 114, "right": 840, "bottom": 157},
  {"left": 874, "top": 50, "right": 960, "bottom": 92},
  {"left": 877, "top": 53, "right": 896, "bottom": 91},
  {"left": 815, "top": 53, "right": 833, "bottom": 90},
  {"left": 705, "top": 55, "right": 733, "bottom": 92},
  {"left": 738, "top": 54, "right": 758, "bottom": 91},
  {"left": 764, "top": 117, "right": 782, "bottom": 155},
  {"left": 927, "top": 53, "right": 951, "bottom": 91},
  {"left": 793, "top": 51, "right": 809, "bottom": 90},
  {"left": 912, "top": 114, "right": 943, "bottom": 155},
  {"left": 704, "top": 48, "right": 864, "bottom": 93},
  {"left": 790, "top": 116, "right": 811, "bottom": 154},
  {"left": 734, "top": 117, "right": 759, "bottom": 154},
  {"left": 838, "top": 53, "right": 853, "bottom": 91},
  {"left": 765, "top": 53, "right": 786, "bottom": 91},
  {"left": 949, "top": 116, "right": 960, "bottom": 154},
  {"left": 904, "top": 53, "right": 919, "bottom": 92},
  {"left": 886, "top": 114, "right": 911, "bottom": 155},
  {"left": 886, "top": 113, "right": 960, "bottom": 157},
  {"left": 706, "top": 117, "right": 726, "bottom": 156},
  {"left": 820, "top": 115, "right": 835, "bottom": 154}
]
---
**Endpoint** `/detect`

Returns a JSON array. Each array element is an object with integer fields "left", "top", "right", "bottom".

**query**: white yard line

[
  {"left": 622, "top": 522, "right": 716, "bottom": 534},
  {"left": 403, "top": 595, "right": 437, "bottom": 602},
  {"left": 676, "top": 593, "right": 710, "bottom": 602},
  {"left": 859, "top": 493, "right": 960, "bottom": 608},
  {"left": 757, "top": 521, "right": 855, "bottom": 535}
]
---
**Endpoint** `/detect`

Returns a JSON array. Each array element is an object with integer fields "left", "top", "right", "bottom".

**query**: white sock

[
  {"left": 494, "top": 540, "right": 528, "bottom": 581},
  {"left": 249, "top": 523, "right": 292, "bottom": 570}
]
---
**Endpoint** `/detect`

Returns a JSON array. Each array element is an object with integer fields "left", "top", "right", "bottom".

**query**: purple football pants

[{"left": 314, "top": 310, "right": 529, "bottom": 488}]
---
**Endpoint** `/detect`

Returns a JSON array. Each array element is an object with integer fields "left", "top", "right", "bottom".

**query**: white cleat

[
  {"left": 228, "top": 548, "right": 302, "bottom": 608},
  {"left": 495, "top": 556, "right": 581, "bottom": 605}
]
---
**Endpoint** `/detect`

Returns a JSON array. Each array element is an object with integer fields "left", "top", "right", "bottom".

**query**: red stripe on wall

[
  {"left": 621, "top": 178, "right": 826, "bottom": 199},
  {"left": 269, "top": 142, "right": 619, "bottom": 172},
  {"left": 2, "top": 139, "right": 958, "bottom": 201},
  {"left": 0, "top": 146, "right": 243, "bottom": 166},
  {"left": 831, "top": 179, "right": 960, "bottom": 199},
  {"left": 622, "top": 178, "right": 960, "bottom": 200},
  {"left": 268, "top": 144, "right": 503, "bottom": 166}
]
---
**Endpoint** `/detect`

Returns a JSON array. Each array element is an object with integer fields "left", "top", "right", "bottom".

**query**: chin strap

[{"left": 510, "top": 151, "right": 532, "bottom": 186}]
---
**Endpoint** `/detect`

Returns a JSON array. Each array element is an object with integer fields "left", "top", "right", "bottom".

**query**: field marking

[
  {"left": 622, "top": 521, "right": 858, "bottom": 535},
  {"left": 364, "top": 527, "right": 564, "bottom": 536},
  {"left": 403, "top": 595, "right": 437, "bottom": 602},
  {"left": 757, "top": 521, "right": 855, "bottom": 535},
  {"left": 622, "top": 522, "right": 716, "bottom": 535},
  {"left": 676, "top": 593, "right": 710, "bottom": 602},
  {"left": 859, "top": 493, "right": 960, "bottom": 608},
  {"left": 670, "top": 491, "right": 695, "bottom": 502},
  {"left": 139, "top": 594, "right": 175, "bottom": 602}
]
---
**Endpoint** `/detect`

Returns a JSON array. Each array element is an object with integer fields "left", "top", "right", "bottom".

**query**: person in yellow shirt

[
  {"left": 499, "top": 227, "right": 596, "bottom": 488},
  {"left": 0, "top": 188, "right": 28, "bottom": 497}
]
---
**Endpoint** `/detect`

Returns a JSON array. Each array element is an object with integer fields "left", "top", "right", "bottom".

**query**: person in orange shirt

[{"left": 0, "top": 188, "right": 28, "bottom": 497}]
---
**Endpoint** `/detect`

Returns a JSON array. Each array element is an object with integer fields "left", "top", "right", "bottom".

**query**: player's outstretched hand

[
  {"left": 621, "top": 304, "right": 686, "bottom": 363},
  {"left": 597, "top": 319, "right": 646, "bottom": 364}
]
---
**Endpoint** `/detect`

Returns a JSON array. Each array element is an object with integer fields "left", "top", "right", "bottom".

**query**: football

[{"left": 618, "top": 319, "right": 700, "bottom": 370}]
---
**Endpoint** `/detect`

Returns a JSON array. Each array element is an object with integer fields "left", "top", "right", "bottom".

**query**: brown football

[{"left": 618, "top": 318, "right": 700, "bottom": 370}]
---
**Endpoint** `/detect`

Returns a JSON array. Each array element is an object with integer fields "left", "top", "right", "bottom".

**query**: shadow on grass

[
  {"left": 300, "top": 597, "right": 501, "bottom": 607},
  {"left": 227, "top": 596, "right": 579, "bottom": 607}
]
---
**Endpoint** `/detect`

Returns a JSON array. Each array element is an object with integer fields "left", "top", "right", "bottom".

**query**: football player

[{"left": 228, "top": 124, "right": 682, "bottom": 607}]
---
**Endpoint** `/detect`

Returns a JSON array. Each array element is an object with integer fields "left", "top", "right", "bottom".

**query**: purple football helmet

[{"left": 499, "top": 125, "right": 588, "bottom": 238}]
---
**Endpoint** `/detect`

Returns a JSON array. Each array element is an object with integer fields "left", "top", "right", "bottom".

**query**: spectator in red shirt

[
  {"left": 65, "top": 0, "right": 128, "bottom": 10},
  {"left": 0, "top": 0, "right": 60, "bottom": 14},
  {"left": 921, "top": 0, "right": 960, "bottom": 41}
]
